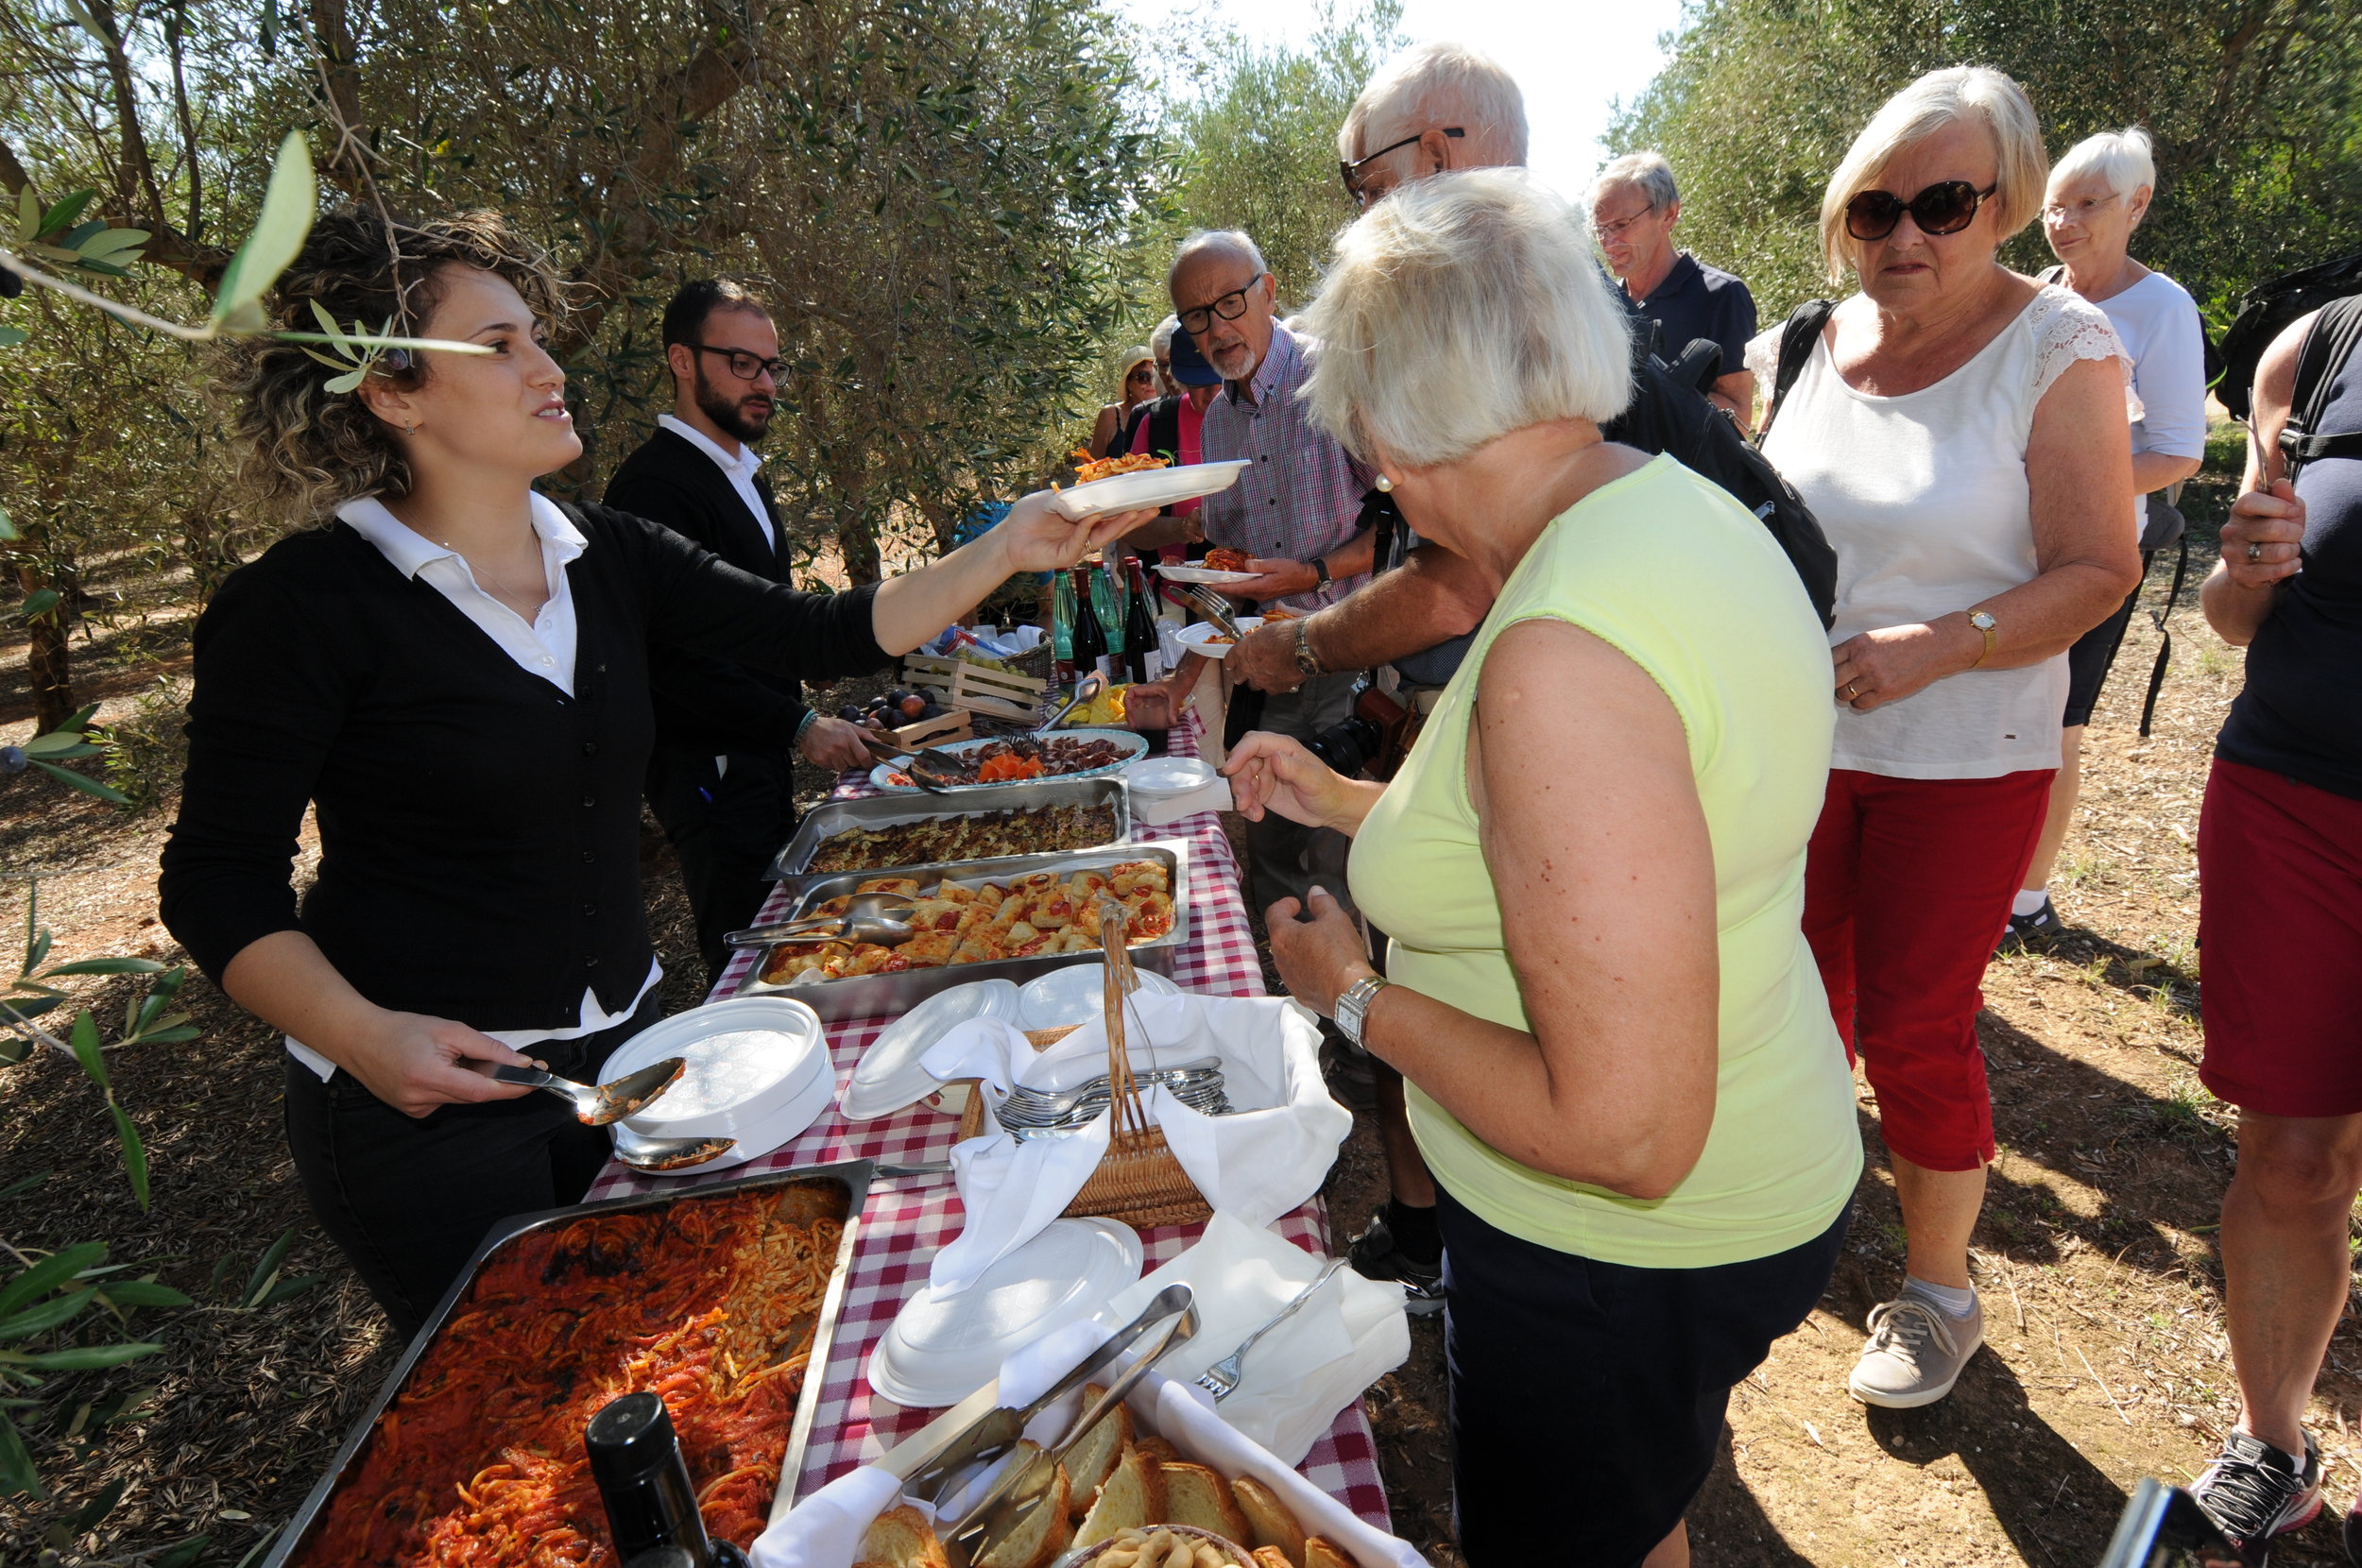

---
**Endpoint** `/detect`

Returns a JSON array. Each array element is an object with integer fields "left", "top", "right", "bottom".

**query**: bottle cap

[{"left": 586, "top": 1392, "right": 676, "bottom": 1487}]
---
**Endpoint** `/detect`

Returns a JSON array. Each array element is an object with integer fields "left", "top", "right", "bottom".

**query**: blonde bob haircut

[
  {"left": 1300, "top": 168, "right": 1633, "bottom": 469},
  {"left": 1817, "top": 65, "right": 2046, "bottom": 283}
]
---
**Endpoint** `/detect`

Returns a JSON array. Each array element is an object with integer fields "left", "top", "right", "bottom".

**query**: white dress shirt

[
  {"left": 657, "top": 414, "right": 776, "bottom": 553},
  {"left": 283, "top": 494, "right": 661, "bottom": 1081}
]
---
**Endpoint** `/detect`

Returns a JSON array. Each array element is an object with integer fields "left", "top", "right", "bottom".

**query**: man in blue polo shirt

[{"left": 1588, "top": 150, "right": 1758, "bottom": 431}]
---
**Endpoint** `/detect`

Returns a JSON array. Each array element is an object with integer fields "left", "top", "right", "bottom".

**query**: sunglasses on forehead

[{"left": 1844, "top": 180, "right": 1997, "bottom": 242}]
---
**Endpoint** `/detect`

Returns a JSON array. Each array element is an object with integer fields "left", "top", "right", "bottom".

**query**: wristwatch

[
  {"left": 1333, "top": 974, "right": 1391, "bottom": 1048},
  {"left": 1311, "top": 555, "right": 1332, "bottom": 588},
  {"left": 1292, "top": 618, "right": 1324, "bottom": 679},
  {"left": 1966, "top": 610, "right": 1997, "bottom": 668}
]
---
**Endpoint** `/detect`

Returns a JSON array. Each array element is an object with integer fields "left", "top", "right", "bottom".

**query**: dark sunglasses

[
  {"left": 1844, "top": 180, "right": 1997, "bottom": 242},
  {"left": 1339, "top": 128, "right": 1463, "bottom": 199}
]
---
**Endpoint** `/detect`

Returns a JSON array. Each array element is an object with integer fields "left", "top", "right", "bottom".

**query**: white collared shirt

[
  {"left": 658, "top": 413, "right": 776, "bottom": 553},
  {"left": 285, "top": 493, "right": 660, "bottom": 1081}
]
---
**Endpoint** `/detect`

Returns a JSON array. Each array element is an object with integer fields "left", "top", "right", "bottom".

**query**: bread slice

[
  {"left": 1231, "top": 1475, "right": 1306, "bottom": 1566},
  {"left": 1302, "top": 1538, "right": 1354, "bottom": 1568},
  {"left": 1072, "top": 1441, "right": 1167, "bottom": 1548},
  {"left": 976, "top": 1466, "right": 1072, "bottom": 1568},
  {"left": 857, "top": 1504, "right": 950, "bottom": 1568},
  {"left": 1253, "top": 1550, "right": 1295, "bottom": 1568},
  {"left": 1160, "top": 1462, "right": 1249, "bottom": 1542},
  {"left": 1135, "top": 1435, "right": 1184, "bottom": 1465},
  {"left": 1063, "top": 1384, "right": 1135, "bottom": 1519}
]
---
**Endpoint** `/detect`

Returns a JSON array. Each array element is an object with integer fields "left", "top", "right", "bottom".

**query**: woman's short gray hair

[
  {"left": 2049, "top": 127, "right": 2157, "bottom": 206},
  {"left": 1150, "top": 315, "right": 1179, "bottom": 359},
  {"left": 1818, "top": 65, "right": 2046, "bottom": 282},
  {"left": 1589, "top": 151, "right": 1679, "bottom": 213},
  {"left": 1300, "top": 168, "right": 1633, "bottom": 469}
]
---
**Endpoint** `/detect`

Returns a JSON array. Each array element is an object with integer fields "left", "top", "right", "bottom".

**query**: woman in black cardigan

[{"left": 158, "top": 210, "right": 1150, "bottom": 1334}]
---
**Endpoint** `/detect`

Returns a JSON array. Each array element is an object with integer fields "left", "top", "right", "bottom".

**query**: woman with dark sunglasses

[
  {"left": 1750, "top": 65, "right": 2141, "bottom": 1412},
  {"left": 1088, "top": 348, "right": 1159, "bottom": 460}
]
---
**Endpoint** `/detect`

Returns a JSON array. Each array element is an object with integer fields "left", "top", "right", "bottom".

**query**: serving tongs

[
  {"left": 723, "top": 891, "right": 918, "bottom": 950},
  {"left": 858, "top": 730, "right": 966, "bottom": 794},
  {"left": 936, "top": 1287, "right": 1200, "bottom": 1565}
]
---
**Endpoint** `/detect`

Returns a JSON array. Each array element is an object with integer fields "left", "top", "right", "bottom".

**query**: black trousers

[
  {"left": 281, "top": 991, "right": 659, "bottom": 1340},
  {"left": 1438, "top": 1187, "right": 1851, "bottom": 1566},
  {"left": 648, "top": 745, "right": 797, "bottom": 984}
]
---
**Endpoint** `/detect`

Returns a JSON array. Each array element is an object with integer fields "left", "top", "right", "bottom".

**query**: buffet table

[{"left": 586, "top": 714, "right": 1393, "bottom": 1530}]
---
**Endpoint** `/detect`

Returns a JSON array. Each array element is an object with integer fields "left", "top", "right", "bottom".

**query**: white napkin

[
  {"left": 747, "top": 1463, "right": 904, "bottom": 1568},
  {"left": 1097, "top": 1213, "right": 1410, "bottom": 1465},
  {"left": 1134, "top": 776, "right": 1233, "bottom": 826},
  {"left": 919, "top": 995, "right": 1349, "bottom": 1297}
]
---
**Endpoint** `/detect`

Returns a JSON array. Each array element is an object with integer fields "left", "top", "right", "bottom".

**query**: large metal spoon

[
  {"left": 491, "top": 1056, "right": 683, "bottom": 1125},
  {"left": 611, "top": 1121, "right": 736, "bottom": 1173},
  {"left": 1036, "top": 671, "right": 1106, "bottom": 735},
  {"left": 724, "top": 892, "right": 920, "bottom": 950}
]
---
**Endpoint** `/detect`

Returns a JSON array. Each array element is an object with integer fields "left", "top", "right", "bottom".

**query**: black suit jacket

[{"left": 606, "top": 426, "right": 823, "bottom": 757}]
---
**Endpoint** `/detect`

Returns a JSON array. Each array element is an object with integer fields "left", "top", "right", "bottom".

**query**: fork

[
  {"left": 1193, "top": 1258, "right": 1348, "bottom": 1403},
  {"left": 1181, "top": 584, "right": 1244, "bottom": 639}
]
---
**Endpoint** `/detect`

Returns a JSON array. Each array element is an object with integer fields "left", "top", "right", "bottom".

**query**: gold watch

[{"left": 1966, "top": 610, "right": 1997, "bottom": 668}]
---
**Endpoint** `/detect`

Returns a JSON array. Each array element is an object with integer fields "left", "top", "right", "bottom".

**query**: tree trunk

[{"left": 15, "top": 560, "right": 73, "bottom": 735}]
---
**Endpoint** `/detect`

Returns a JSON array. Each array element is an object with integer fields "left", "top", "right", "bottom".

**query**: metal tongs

[
  {"left": 722, "top": 891, "right": 917, "bottom": 950},
  {"left": 857, "top": 730, "right": 968, "bottom": 794}
]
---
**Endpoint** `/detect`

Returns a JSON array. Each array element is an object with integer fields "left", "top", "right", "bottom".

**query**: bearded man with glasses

[{"left": 607, "top": 279, "right": 881, "bottom": 982}]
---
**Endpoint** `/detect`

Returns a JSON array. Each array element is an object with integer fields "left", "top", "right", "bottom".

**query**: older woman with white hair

[
  {"left": 1752, "top": 66, "right": 2140, "bottom": 1411},
  {"left": 1224, "top": 167, "right": 1860, "bottom": 1568},
  {"left": 2005, "top": 127, "right": 2212, "bottom": 944}
]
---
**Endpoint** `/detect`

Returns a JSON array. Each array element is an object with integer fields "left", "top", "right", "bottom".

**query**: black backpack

[
  {"left": 2282, "top": 293, "right": 2362, "bottom": 486},
  {"left": 2219, "top": 252, "right": 2362, "bottom": 423},
  {"left": 1114, "top": 395, "right": 1184, "bottom": 464},
  {"left": 1601, "top": 329, "right": 1840, "bottom": 627}
]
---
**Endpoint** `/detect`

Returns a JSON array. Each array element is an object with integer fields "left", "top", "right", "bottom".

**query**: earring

[{"left": 1374, "top": 474, "right": 1394, "bottom": 492}]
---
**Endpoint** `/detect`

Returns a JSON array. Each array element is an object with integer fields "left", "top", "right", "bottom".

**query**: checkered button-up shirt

[{"left": 1198, "top": 322, "right": 1372, "bottom": 614}]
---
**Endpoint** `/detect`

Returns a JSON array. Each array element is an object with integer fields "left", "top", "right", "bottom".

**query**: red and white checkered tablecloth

[{"left": 587, "top": 715, "right": 1395, "bottom": 1531}]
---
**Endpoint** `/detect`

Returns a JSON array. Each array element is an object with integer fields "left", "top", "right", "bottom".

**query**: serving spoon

[
  {"left": 610, "top": 1121, "right": 737, "bottom": 1173},
  {"left": 1035, "top": 671, "right": 1106, "bottom": 736},
  {"left": 491, "top": 1056, "right": 684, "bottom": 1126}
]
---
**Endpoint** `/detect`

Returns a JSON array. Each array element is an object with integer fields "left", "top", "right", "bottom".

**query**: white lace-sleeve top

[{"left": 1756, "top": 284, "right": 2131, "bottom": 779}]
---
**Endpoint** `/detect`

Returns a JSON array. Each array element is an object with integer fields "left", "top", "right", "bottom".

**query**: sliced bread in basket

[
  {"left": 1064, "top": 1384, "right": 1135, "bottom": 1519},
  {"left": 976, "top": 1465, "right": 1072, "bottom": 1568},
  {"left": 856, "top": 1504, "right": 949, "bottom": 1568},
  {"left": 1161, "top": 1462, "right": 1250, "bottom": 1542},
  {"left": 1073, "top": 1441, "right": 1168, "bottom": 1548},
  {"left": 1231, "top": 1474, "right": 1308, "bottom": 1566}
]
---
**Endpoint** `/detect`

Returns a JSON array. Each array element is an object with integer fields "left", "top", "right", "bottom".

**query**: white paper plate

[
  {"left": 1051, "top": 460, "right": 1251, "bottom": 520},
  {"left": 612, "top": 1065, "right": 835, "bottom": 1176},
  {"left": 1018, "top": 963, "right": 1183, "bottom": 1031},
  {"left": 1155, "top": 562, "right": 1263, "bottom": 586},
  {"left": 868, "top": 1218, "right": 1142, "bottom": 1408},
  {"left": 601, "top": 997, "right": 828, "bottom": 1140},
  {"left": 866, "top": 728, "right": 1150, "bottom": 793},
  {"left": 1124, "top": 756, "right": 1217, "bottom": 797},
  {"left": 1173, "top": 619, "right": 1261, "bottom": 661},
  {"left": 841, "top": 980, "right": 1020, "bottom": 1121}
]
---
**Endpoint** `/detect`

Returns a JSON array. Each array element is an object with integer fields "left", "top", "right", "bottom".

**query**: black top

[
  {"left": 2217, "top": 341, "right": 2362, "bottom": 798},
  {"left": 157, "top": 503, "right": 887, "bottom": 1028},
  {"left": 606, "top": 427, "right": 817, "bottom": 756},
  {"left": 1628, "top": 252, "right": 1757, "bottom": 382}
]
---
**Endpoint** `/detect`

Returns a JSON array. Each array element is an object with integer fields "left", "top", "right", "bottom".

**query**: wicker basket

[{"left": 955, "top": 900, "right": 1212, "bottom": 1231}]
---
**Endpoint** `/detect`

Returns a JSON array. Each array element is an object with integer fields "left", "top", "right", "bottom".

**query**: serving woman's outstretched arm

[{"left": 1268, "top": 617, "right": 1720, "bottom": 1200}]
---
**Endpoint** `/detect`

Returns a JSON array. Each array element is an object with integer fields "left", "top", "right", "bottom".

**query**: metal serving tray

[
  {"left": 736, "top": 839, "right": 1191, "bottom": 1023},
  {"left": 764, "top": 776, "right": 1132, "bottom": 886},
  {"left": 263, "top": 1160, "right": 875, "bottom": 1567}
]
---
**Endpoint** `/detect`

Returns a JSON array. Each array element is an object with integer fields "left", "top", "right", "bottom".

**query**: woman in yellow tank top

[{"left": 1221, "top": 171, "right": 1861, "bottom": 1566}]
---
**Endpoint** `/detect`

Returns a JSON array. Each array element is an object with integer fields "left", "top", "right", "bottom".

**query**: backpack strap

[
  {"left": 1758, "top": 298, "right": 1838, "bottom": 444},
  {"left": 2280, "top": 293, "right": 2362, "bottom": 485},
  {"left": 2035, "top": 264, "right": 2064, "bottom": 287}
]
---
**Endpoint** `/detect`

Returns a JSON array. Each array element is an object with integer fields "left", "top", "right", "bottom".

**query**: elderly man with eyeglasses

[
  {"left": 607, "top": 279, "right": 879, "bottom": 982},
  {"left": 1588, "top": 150, "right": 1758, "bottom": 429}
]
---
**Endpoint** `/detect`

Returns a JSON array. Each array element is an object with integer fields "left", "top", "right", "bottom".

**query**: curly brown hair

[{"left": 226, "top": 207, "right": 573, "bottom": 522}]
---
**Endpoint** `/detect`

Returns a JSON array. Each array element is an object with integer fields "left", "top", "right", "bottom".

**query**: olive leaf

[{"left": 209, "top": 131, "right": 317, "bottom": 334}]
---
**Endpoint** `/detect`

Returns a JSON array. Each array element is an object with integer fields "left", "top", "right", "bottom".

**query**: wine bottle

[
  {"left": 1050, "top": 568, "right": 1077, "bottom": 683},
  {"left": 588, "top": 1393, "right": 714, "bottom": 1564},
  {"left": 1090, "top": 558, "right": 1126, "bottom": 677},
  {"left": 1069, "top": 567, "right": 1108, "bottom": 684},
  {"left": 1125, "top": 561, "right": 1159, "bottom": 683}
]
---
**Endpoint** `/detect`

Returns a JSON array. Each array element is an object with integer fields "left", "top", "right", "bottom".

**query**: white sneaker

[{"left": 1848, "top": 1291, "right": 1982, "bottom": 1408}]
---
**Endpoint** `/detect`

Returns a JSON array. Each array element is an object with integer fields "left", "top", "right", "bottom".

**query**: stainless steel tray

[
  {"left": 764, "top": 776, "right": 1131, "bottom": 885},
  {"left": 736, "top": 839, "right": 1191, "bottom": 1023},
  {"left": 264, "top": 1160, "right": 875, "bottom": 1567}
]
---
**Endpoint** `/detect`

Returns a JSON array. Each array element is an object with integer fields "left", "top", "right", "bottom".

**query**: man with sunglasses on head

[
  {"left": 1589, "top": 150, "right": 1758, "bottom": 431},
  {"left": 607, "top": 279, "right": 879, "bottom": 983}
]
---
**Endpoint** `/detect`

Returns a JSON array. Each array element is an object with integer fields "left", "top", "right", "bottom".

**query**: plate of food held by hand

[{"left": 1053, "top": 455, "right": 1253, "bottom": 520}]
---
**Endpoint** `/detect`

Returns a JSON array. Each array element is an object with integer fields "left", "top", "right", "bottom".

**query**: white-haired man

[
  {"left": 1589, "top": 150, "right": 1757, "bottom": 427},
  {"left": 1336, "top": 39, "right": 1529, "bottom": 206}
]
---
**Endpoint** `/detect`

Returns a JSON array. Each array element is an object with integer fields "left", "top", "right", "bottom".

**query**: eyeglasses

[
  {"left": 1177, "top": 277, "right": 1268, "bottom": 338},
  {"left": 1844, "top": 180, "right": 1997, "bottom": 241},
  {"left": 2041, "top": 193, "right": 2121, "bottom": 226},
  {"left": 1339, "top": 128, "right": 1464, "bottom": 199},
  {"left": 687, "top": 342, "right": 786, "bottom": 383},
  {"left": 1592, "top": 203, "right": 1658, "bottom": 242}
]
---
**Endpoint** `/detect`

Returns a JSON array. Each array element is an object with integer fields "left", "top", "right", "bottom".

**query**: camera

[{"left": 1306, "top": 711, "right": 1385, "bottom": 778}]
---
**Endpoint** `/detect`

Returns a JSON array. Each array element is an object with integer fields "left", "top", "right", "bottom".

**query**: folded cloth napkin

[
  {"left": 1133, "top": 775, "right": 1233, "bottom": 827},
  {"left": 920, "top": 993, "right": 1348, "bottom": 1297},
  {"left": 1096, "top": 1212, "right": 1410, "bottom": 1466},
  {"left": 748, "top": 1463, "right": 904, "bottom": 1568}
]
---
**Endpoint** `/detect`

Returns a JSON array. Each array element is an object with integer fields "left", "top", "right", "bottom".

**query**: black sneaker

[
  {"left": 1346, "top": 1210, "right": 1446, "bottom": 1317},
  {"left": 2192, "top": 1429, "right": 2321, "bottom": 1561},
  {"left": 2345, "top": 1490, "right": 2362, "bottom": 1565},
  {"left": 1995, "top": 896, "right": 2065, "bottom": 955}
]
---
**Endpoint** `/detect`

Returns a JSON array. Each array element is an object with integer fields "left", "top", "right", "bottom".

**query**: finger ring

[
  {"left": 2248, "top": 541, "right": 2264, "bottom": 562},
  {"left": 1844, "top": 683, "right": 1859, "bottom": 700}
]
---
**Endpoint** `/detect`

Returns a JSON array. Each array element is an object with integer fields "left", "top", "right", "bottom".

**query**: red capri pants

[
  {"left": 2196, "top": 757, "right": 2362, "bottom": 1116},
  {"left": 1803, "top": 768, "right": 2054, "bottom": 1171}
]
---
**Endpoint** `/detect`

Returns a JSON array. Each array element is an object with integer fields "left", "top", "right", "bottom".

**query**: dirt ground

[{"left": 3, "top": 466, "right": 2353, "bottom": 1567}]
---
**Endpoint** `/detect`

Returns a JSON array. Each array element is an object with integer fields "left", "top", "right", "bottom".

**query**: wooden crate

[
  {"left": 901, "top": 653, "right": 960, "bottom": 697},
  {"left": 949, "top": 661, "right": 1048, "bottom": 723},
  {"left": 885, "top": 708, "right": 971, "bottom": 749}
]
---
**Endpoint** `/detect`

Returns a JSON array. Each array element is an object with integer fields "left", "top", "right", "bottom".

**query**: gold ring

[{"left": 1844, "top": 683, "right": 1859, "bottom": 699}]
